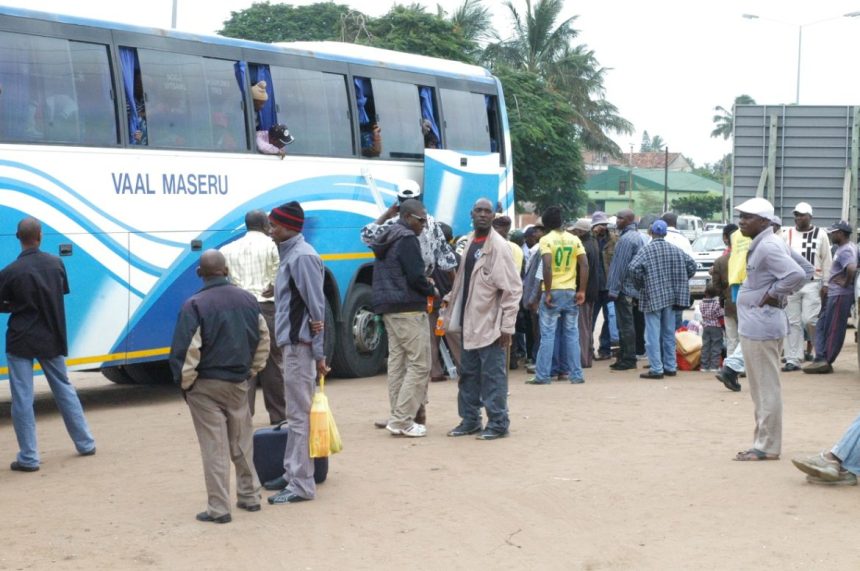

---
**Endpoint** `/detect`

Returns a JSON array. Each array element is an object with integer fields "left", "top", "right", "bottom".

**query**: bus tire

[
  {"left": 101, "top": 365, "right": 136, "bottom": 385},
  {"left": 125, "top": 361, "right": 173, "bottom": 385},
  {"left": 331, "top": 283, "right": 386, "bottom": 378},
  {"left": 324, "top": 298, "right": 336, "bottom": 368}
]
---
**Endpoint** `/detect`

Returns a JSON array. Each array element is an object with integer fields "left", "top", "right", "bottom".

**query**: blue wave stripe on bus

[
  {"left": 0, "top": 160, "right": 186, "bottom": 248},
  {"left": 0, "top": 177, "right": 165, "bottom": 279}
]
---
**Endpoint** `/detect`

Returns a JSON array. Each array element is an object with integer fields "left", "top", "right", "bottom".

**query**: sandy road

[{"left": 1, "top": 346, "right": 860, "bottom": 570}]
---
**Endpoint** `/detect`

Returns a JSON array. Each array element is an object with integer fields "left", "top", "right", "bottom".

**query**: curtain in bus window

[
  {"left": 249, "top": 64, "right": 276, "bottom": 132},
  {"left": 485, "top": 95, "right": 498, "bottom": 152},
  {"left": 270, "top": 67, "right": 352, "bottom": 157},
  {"left": 354, "top": 77, "right": 371, "bottom": 125},
  {"left": 371, "top": 79, "right": 423, "bottom": 160},
  {"left": 119, "top": 48, "right": 143, "bottom": 145},
  {"left": 419, "top": 87, "right": 440, "bottom": 147},
  {"left": 440, "top": 89, "right": 491, "bottom": 153}
]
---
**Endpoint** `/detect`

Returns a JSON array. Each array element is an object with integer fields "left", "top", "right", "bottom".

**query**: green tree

[
  {"left": 636, "top": 190, "right": 664, "bottom": 216},
  {"left": 440, "top": 0, "right": 493, "bottom": 58},
  {"left": 711, "top": 94, "right": 756, "bottom": 140},
  {"left": 649, "top": 135, "right": 665, "bottom": 152},
  {"left": 363, "top": 4, "right": 474, "bottom": 63},
  {"left": 485, "top": 0, "right": 632, "bottom": 156},
  {"left": 671, "top": 193, "right": 724, "bottom": 219},
  {"left": 640, "top": 130, "right": 651, "bottom": 152},
  {"left": 497, "top": 66, "right": 586, "bottom": 216},
  {"left": 219, "top": 2, "right": 357, "bottom": 42}
]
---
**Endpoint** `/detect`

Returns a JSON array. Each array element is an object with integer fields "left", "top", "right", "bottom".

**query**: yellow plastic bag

[{"left": 309, "top": 376, "right": 342, "bottom": 458}]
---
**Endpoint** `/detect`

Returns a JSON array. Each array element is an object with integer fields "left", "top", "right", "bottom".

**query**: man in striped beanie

[{"left": 265, "top": 201, "right": 329, "bottom": 505}]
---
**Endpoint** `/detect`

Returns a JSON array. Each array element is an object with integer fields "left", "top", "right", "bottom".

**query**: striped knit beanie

[{"left": 269, "top": 201, "right": 304, "bottom": 232}]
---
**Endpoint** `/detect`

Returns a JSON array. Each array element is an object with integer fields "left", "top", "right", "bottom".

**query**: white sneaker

[
  {"left": 385, "top": 424, "right": 402, "bottom": 435},
  {"left": 400, "top": 423, "right": 427, "bottom": 438}
]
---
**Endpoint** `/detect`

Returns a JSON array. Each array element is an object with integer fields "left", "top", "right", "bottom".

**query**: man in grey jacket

[
  {"left": 264, "top": 201, "right": 329, "bottom": 505},
  {"left": 732, "top": 198, "right": 806, "bottom": 462}
]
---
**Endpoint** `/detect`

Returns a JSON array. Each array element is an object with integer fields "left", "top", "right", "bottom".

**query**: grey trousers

[
  {"left": 384, "top": 312, "right": 431, "bottom": 430},
  {"left": 701, "top": 326, "right": 723, "bottom": 370},
  {"left": 281, "top": 344, "right": 316, "bottom": 500},
  {"left": 248, "top": 301, "right": 286, "bottom": 424},
  {"left": 740, "top": 336, "right": 782, "bottom": 456},
  {"left": 186, "top": 378, "right": 261, "bottom": 518}
]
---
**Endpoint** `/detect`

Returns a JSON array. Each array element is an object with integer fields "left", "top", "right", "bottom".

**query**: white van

[{"left": 677, "top": 215, "right": 704, "bottom": 242}]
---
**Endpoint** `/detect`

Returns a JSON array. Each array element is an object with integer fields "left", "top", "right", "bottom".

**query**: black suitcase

[{"left": 253, "top": 421, "right": 329, "bottom": 484}]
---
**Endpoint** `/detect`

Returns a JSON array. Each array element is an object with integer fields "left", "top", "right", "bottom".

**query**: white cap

[
  {"left": 793, "top": 202, "right": 813, "bottom": 215},
  {"left": 735, "top": 197, "right": 774, "bottom": 219},
  {"left": 396, "top": 179, "right": 422, "bottom": 201},
  {"left": 770, "top": 215, "right": 782, "bottom": 226}
]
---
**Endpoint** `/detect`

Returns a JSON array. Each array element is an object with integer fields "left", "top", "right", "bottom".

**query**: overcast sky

[{"left": 5, "top": 0, "right": 860, "bottom": 166}]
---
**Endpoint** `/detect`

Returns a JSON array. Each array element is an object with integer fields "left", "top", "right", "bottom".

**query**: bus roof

[{"left": 1, "top": 6, "right": 497, "bottom": 84}]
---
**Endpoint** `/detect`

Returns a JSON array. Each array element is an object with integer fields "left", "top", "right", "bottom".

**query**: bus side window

[
  {"left": 0, "top": 32, "right": 117, "bottom": 145},
  {"left": 368, "top": 78, "right": 423, "bottom": 160},
  {"left": 419, "top": 86, "right": 441, "bottom": 150},
  {"left": 354, "top": 77, "right": 380, "bottom": 158},
  {"left": 269, "top": 66, "right": 353, "bottom": 157},
  {"left": 440, "top": 88, "right": 491, "bottom": 153}
]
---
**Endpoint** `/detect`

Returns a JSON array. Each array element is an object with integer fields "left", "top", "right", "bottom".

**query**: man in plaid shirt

[{"left": 628, "top": 220, "right": 697, "bottom": 379}]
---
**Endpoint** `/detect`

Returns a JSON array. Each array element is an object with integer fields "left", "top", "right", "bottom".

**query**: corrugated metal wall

[{"left": 732, "top": 105, "right": 857, "bottom": 224}]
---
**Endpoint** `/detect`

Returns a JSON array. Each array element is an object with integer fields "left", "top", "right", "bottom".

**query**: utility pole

[
  {"left": 663, "top": 147, "right": 669, "bottom": 213},
  {"left": 171, "top": 0, "right": 178, "bottom": 28},
  {"left": 627, "top": 143, "right": 634, "bottom": 209}
]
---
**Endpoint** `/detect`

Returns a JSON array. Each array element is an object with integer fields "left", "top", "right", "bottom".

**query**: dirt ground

[{"left": 2, "top": 343, "right": 860, "bottom": 570}]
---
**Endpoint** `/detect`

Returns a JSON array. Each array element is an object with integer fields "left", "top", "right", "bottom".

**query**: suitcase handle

[{"left": 273, "top": 421, "right": 289, "bottom": 431}]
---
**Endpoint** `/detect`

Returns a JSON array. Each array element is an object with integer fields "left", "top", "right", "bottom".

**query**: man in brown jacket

[{"left": 441, "top": 199, "right": 522, "bottom": 440}]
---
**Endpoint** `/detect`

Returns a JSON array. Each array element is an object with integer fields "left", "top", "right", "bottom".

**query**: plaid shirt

[
  {"left": 607, "top": 224, "right": 645, "bottom": 298},
  {"left": 699, "top": 297, "right": 724, "bottom": 327},
  {"left": 628, "top": 238, "right": 697, "bottom": 313},
  {"left": 220, "top": 230, "right": 279, "bottom": 303},
  {"left": 361, "top": 214, "right": 457, "bottom": 276}
]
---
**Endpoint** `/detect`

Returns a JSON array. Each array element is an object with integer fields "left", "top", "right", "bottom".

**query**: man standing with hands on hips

[
  {"left": 441, "top": 198, "right": 522, "bottom": 440},
  {"left": 265, "top": 201, "right": 329, "bottom": 505},
  {"left": 732, "top": 198, "right": 805, "bottom": 462}
]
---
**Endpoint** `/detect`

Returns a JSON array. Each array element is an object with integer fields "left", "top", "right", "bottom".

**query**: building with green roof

[{"left": 585, "top": 166, "right": 725, "bottom": 216}]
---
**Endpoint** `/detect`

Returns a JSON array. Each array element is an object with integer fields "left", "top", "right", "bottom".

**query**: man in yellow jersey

[{"left": 526, "top": 206, "right": 588, "bottom": 384}]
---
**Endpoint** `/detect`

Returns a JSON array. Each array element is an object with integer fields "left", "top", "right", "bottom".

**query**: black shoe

[
  {"left": 196, "top": 511, "right": 231, "bottom": 524},
  {"left": 594, "top": 353, "right": 611, "bottom": 361},
  {"left": 236, "top": 502, "right": 261, "bottom": 512},
  {"left": 804, "top": 351, "right": 814, "bottom": 362},
  {"left": 79, "top": 447, "right": 96, "bottom": 456},
  {"left": 663, "top": 370, "right": 677, "bottom": 377},
  {"left": 10, "top": 461, "right": 39, "bottom": 472},
  {"left": 781, "top": 363, "right": 801, "bottom": 372},
  {"left": 610, "top": 362, "right": 636, "bottom": 371},
  {"left": 639, "top": 372, "right": 664, "bottom": 379},
  {"left": 263, "top": 476, "right": 287, "bottom": 491},
  {"left": 476, "top": 430, "right": 509, "bottom": 440},
  {"left": 268, "top": 490, "right": 310, "bottom": 505},
  {"left": 716, "top": 367, "right": 741, "bottom": 392},
  {"left": 447, "top": 424, "right": 483, "bottom": 437}
]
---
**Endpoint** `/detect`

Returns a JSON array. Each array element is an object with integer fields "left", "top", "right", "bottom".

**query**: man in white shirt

[
  {"left": 660, "top": 212, "right": 694, "bottom": 255},
  {"left": 782, "top": 202, "right": 832, "bottom": 372},
  {"left": 220, "top": 210, "right": 284, "bottom": 423}
]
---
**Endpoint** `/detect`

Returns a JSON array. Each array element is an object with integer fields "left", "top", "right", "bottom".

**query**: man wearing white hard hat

[
  {"left": 732, "top": 197, "right": 806, "bottom": 461},
  {"left": 781, "top": 202, "right": 832, "bottom": 372}
]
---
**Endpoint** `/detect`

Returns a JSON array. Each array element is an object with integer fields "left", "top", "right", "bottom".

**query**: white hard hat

[
  {"left": 793, "top": 202, "right": 813, "bottom": 216},
  {"left": 396, "top": 179, "right": 422, "bottom": 201}
]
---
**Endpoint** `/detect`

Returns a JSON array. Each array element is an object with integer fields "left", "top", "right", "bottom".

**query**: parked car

[
  {"left": 705, "top": 223, "right": 727, "bottom": 231},
  {"left": 689, "top": 230, "right": 726, "bottom": 298},
  {"left": 677, "top": 215, "right": 704, "bottom": 242}
]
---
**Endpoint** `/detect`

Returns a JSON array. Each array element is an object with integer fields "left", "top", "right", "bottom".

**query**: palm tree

[
  {"left": 484, "top": 0, "right": 632, "bottom": 156},
  {"left": 649, "top": 135, "right": 665, "bottom": 152},
  {"left": 711, "top": 94, "right": 756, "bottom": 140},
  {"left": 442, "top": 0, "right": 493, "bottom": 45}
]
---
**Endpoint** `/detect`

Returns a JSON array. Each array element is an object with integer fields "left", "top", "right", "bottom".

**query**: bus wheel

[
  {"left": 323, "top": 298, "right": 336, "bottom": 368},
  {"left": 101, "top": 365, "right": 136, "bottom": 384},
  {"left": 331, "top": 283, "right": 386, "bottom": 378},
  {"left": 125, "top": 361, "right": 173, "bottom": 384}
]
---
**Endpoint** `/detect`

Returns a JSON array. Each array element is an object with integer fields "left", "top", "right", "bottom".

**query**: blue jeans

[
  {"left": 7, "top": 354, "right": 95, "bottom": 467},
  {"left": 833, "top": 412, "right": 860, "bottom": 476},
  {"left": 644, "top": 307, "right": 677, "bottom": 374},
  {"left": 535, "top": 290, "right": 583, "bottom": 381},
  {"left": 457, "top": 342, "right": 509, "bottom": 434},
  {"left": 593, "top": 293, "right": 619, "bottom": 354},
  {"left": 724, "top": 343, "right": 745, "bottom": 373}
]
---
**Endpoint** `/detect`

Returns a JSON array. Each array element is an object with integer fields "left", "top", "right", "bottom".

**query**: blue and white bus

[{"left": 0, "top": 7, "right": 513, "bottom": 382}]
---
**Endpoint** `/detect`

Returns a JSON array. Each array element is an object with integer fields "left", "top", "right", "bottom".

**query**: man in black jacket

[
  {"left": 371, "top": 199, "right": 436, "bottom": 438},
  {"left": 570, "top": 219, "right": 600, "bottom": 368},
  {"left": 0, "top": 217, "right": 96, "bottom": 472},
  {"left": 169, "top": 250, "right": 270, "bottom": 524}
]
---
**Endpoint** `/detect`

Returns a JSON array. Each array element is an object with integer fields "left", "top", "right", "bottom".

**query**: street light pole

[{"left": 743, "top": 11, "right": 860, "bottom": 104}]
